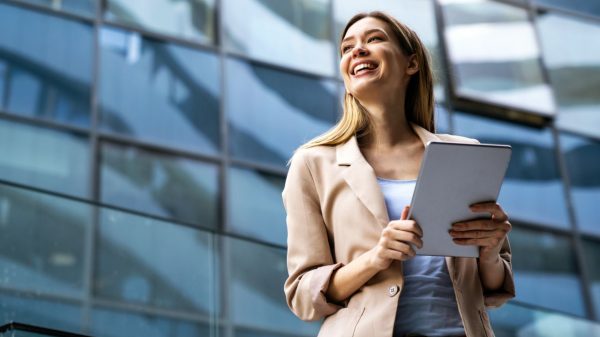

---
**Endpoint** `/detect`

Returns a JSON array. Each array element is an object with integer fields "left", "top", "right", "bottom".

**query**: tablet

[{"left": 407, "top": 141, "right": 511, "bottom": 257}]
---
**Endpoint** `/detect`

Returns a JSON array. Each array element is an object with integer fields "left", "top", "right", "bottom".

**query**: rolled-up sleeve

[
  {"left": 484, "top": 238, "right": 516, "bottom": 307},
  {"left": 282, "top": 150, "right": 343, "bottom": 321}
]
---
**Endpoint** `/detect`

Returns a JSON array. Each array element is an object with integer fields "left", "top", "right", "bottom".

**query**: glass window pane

[
  {"left": 94, "top": 209, "right": 217, "bottom": 316},
  {"left": 0, "top": 293, "right": 82, "bottom": 333},
  {"left": 537, "top": 13, "right": 600, "bottom": 139},
  {"left": 511, "top": 227, "right": 585, "bottom": 316},
  {"left": 453, "top": 112, "right": 570, "bottom": 228},
  {"left": 490, "top": 301, "right": 600, "bottom": 337},
  {"left": 560, "top": 134, "right": 600, "bottom": 236},
  {"left": 225, "top": 237, "right": 320, "bottom": 335},
  {"left": 0, "top": 183, "right": 92, "bottom": 299},
  {"left": 440, "top": 0, "right": 555, "bottom": 115},
  {"left": 333, "top": 0, "right": 447, "bottom": 101},
  {"left": 0, "top": 119, "right": 89, "bottom": 197},
  {"left": 535, "top": 0, "right": 600, "bottom": 18},
  {"left": 223, "top": 0, "right": 334, "bottom": 76},
  {"left": 100, "top": 142, "right": 219, "bottom": 227},
  {"left": 226, "top": 59, "right": 337, "bottom": 167},
  {"left": 99, "top": 27, "right": 220, "bottom": 155},
  {"left": 582, "top": 238, "right": 600, "bottom": 321},
  {"left": 0, "top": 3, "right": 93, "bottom": 127},
  {"left": 91, "top": 307, "right": 213, "bottom": 337},
  {"left": 12, "top": 0, "right": 96, "bottom": 17},
  {"left": 435, "top": 104, "right": 451, "bottom": 134},
  {"left": 228, "top": 167, "right": 286, "bottom": 246},
  {"left": 104, "top": 0, "right": 215, "bottom": 44}
]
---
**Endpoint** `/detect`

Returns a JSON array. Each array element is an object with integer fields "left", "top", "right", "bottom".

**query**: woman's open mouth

[{"left": 351, "top": 61, "right": 379, "bottom": 77}]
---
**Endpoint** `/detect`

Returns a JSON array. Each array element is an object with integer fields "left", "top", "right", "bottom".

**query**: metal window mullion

[{"left": 551, "top": 127, "right": 597, "bottom": 319}]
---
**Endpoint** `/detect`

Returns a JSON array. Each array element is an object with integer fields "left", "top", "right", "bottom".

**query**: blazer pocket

[{"left": 318, "top": 306, "right": 365, "bottom": 337}]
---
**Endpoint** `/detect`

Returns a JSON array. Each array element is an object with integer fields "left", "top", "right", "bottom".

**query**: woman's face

[{"left": 340, "top": 17, "right": 417, "bottom": 100}]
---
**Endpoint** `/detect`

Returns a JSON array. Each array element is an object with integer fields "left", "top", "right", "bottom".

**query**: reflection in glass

[
  {"left": 225, "top": 237, "right": 320, "bottom": 335},
  {"left": 582, "top": 239, "right": 600, "bottom": 321},
  {"left": 91, "top": 307, "right": 212, "bottom": 337},
  {"left": 105, "top": 0, "right": 215, "bottom": 44},
  {"left": 510, "top": 227, "right": 585, "bottom": 316},
  {"left": 12, "top": 0, "right": 96, "bottom": 17},
  {"left": 0, "top": 183, "right": 91, "bottom": 298},
  {"left": 0, "top": 293, "right": 82, "bottom": 333},
  {"left": 0, "top": 3, "right": 93, "bottom": 126},
  {"left": 333, "top": 0, "right": 446, "bottom": 100},
  {"left": 95, "top": 209, "right": 216, "bottom": 316},
  {"left": 490, "top": 301, "right": 600, "bottom": 337},
  {"left": 0, "top": 119, "right": 89, "bottom": 197},
  {"left": 100, "top": 142, "right": 219, "bottom": 226},
  {"left": 440, "top": 0, "right": 555, "bottom": 115},
  {"left": 227, "top": 59, "right": 337, "bottom": 167},
  {"left": 560, "top": 134, "right": 600, "bottom": 236},
  {"left": 537, "top": 13, "right": 600, "bottom": 138},
  {"left": 535, "top": 0, "right": 600, "bottom": 18},
  {"left": 223, "top": 0, "right": 334, "bottom": 76},
  {"left": 228, "top": 167, "right": 286, "bottom": 246},
  {"left": 435, "top": 104, "right": 450, "bottom": 134},
  {"left": 99, "top": 27, "right": 220, "bottom": 155},
  {"left": 453, "top": 112, "right": 569, "bottom": 228}
]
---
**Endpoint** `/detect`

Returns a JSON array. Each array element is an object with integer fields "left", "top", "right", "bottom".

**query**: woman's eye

[
  {"left": 368, "top": 36, "right": 383, "bottom": 42},
  {"left": 342, "top": 45, "right": 353, "bottom": 53}
]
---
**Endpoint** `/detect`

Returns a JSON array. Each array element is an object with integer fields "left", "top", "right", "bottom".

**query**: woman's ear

[{"left": 406, "top": 54, "right": 419, "bottom": 76}]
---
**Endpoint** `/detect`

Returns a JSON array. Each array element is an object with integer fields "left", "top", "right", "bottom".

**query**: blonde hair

[{"left": 300, "top": 11, "right": 435, "bottom": 150}]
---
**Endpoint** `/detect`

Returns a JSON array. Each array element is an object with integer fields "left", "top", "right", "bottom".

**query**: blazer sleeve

[
  {"left": 484, "top": 238, "right": 516, "bottom": 307},
  {"left": 282, "top": 150, "right": 344, "bottom": 321}
]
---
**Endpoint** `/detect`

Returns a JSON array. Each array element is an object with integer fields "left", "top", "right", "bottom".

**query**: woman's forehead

[{"left": 343, "top": 17, "right": 391, "bottom": 40}]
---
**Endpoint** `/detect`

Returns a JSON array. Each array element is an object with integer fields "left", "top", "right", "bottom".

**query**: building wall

[{"left": 0, "top": 0, "right": 598, "bottom": 336}]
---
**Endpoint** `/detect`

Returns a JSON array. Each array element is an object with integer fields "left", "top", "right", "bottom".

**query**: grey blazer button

[{"left": 388, "top": 285, "right": 399, "bottom": 297}]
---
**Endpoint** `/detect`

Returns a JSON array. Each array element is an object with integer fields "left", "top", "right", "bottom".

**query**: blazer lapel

[{"left": 335, "top": 123, "right": 441, "bottom": 228}]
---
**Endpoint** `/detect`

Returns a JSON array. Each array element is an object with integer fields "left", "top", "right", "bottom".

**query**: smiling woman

[{"left": 283, "top": 11, "right": 515, "bottom": 337}]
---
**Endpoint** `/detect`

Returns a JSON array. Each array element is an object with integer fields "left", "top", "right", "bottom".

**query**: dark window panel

[
  {"left": 535, "top": 0, "right": 600, "bottom": 18},
  {"left": 0, "top": 292, "right": 83, "bottom": 333},
  {"left": 99, "top": 27, "right": 220, "bottom": 155},
  {"left": 100, "top": 142, "right": 219, "bottom": 227},
  {"left": 560, "top": 134, "right": 600, "bottom": 236},
  {"left": 0, "top": 3, "right": 93, "bottom": 127},
  {"left": 11, "top": 0, "right": 96, "bottom": 17},
  {"left": 0, "top": 118, "right": 90, "bottom": 197},
  {"left": 440, "top": 0, "right": 555, "bottom": 115},
  {"left": 511, "top": 227, "right": 585, "bottom": 316},
  {"left": 224, "top": 237, "right": 320, "bottom": 335},
  {"left": 453, "top": 112, "right": 570, "bottom": 229},
  {"left": 537, "top": 13, "right": 600, "bottom": 139},
  {"left": 227, "top": 167, "right": 286, "bottom": 246},
  {"left": 94, "top": 208, "right": 217, "bottom": 316},
  {"left": 104, "top": 0, "right": 216, "bottom": 44},
  {"left": 0, "top": 183, "right": 92, "bottom": 299},
  {"left": 223, "top": 0, "right": 334, "bottom": 76},
  {"left": 91, "top": 306, "right": 213, "bottom": 337},
  {"left": 582, "top": 238, "right": 600, "bottom": 321},
  {"left": 226, "top": 58, "right": 337, "bottom": 167}
]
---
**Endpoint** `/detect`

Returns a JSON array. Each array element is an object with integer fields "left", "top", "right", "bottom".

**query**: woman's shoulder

[
  {"left": 435, "top": 133, "right": 480, "bottom": 144},
  {"left": 289, "top": 144, "right": 337, "bottom": 166}
]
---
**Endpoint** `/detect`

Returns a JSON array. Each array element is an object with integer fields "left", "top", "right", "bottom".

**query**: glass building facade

[{"left": 0, "top": 0, "right": 598, "bottom": 336}]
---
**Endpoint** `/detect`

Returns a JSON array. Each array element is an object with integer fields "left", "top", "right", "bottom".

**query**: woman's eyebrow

[{"left": 341, "top": 28, "right": 388, "bottom": 45}]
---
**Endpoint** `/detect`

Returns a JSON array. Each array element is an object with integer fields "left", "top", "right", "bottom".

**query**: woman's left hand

[{"left": 449, "top": 202, "right": 511, "bottom": 263}]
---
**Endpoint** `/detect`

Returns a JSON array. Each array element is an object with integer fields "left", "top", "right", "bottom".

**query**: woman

[{"left": 283, "top": 11, "right": 515, "bottom": 337}]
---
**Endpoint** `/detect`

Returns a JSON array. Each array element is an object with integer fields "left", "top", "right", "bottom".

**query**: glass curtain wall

[{"left": 0, "top": 0, "right": 599, "bottom": 336}]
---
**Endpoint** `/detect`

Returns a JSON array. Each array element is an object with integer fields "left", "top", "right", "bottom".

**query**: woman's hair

[{"left": 299, "top": 11, "right": 435, "bottom": 150}]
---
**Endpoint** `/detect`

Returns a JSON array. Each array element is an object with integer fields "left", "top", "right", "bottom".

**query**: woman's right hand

[{"left": 368, "top": 206, "right": 423, "bottom": 271}]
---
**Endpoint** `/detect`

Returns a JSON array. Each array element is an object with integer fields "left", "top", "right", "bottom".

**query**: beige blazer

[{"left": 283, "top": 124, "right": 515, "bottom": 337}]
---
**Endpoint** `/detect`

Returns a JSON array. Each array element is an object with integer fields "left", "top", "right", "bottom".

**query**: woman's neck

[{"left": 358, "top": 96, "right": 418, "bottom": 151}]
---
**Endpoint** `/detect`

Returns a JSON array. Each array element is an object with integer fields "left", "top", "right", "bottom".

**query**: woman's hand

[
  {"left": 449, "top": 202, "right": 511, "bottom": 263},
  {"left": 368, "top": 206, "right": 423, "bottom": 271}
]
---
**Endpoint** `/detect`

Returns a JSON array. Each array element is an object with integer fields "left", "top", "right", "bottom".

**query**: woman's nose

[{"left": 352, "top": 45, "right": 368, "bottom": 58}]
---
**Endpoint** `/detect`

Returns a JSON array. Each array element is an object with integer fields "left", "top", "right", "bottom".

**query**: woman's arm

[{"left": 326, "top": 206, "right": 423, "bottom": 302}]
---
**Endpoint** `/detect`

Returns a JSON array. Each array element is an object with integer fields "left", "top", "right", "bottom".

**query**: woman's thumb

[{"left": 401, "top": 205, "right": 410, "bottom": 220}]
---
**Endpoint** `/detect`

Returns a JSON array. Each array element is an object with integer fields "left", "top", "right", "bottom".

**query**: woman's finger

[{"left": 469, "top": 202, "right": 509, "bottom": 222}]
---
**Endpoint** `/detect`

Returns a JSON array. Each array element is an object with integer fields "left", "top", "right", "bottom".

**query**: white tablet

[{"left": 407, "top": 141, "right": 511, "bottom": 257}]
